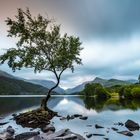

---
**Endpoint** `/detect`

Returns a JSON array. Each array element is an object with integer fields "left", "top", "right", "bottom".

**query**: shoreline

[{"left": 0, "top": 95, "right": 82, "bottom": 98}]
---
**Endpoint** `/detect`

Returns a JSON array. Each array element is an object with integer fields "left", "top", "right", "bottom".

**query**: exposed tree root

[{"left": 14, "top": 108, "right": 57, "bottom": 128}]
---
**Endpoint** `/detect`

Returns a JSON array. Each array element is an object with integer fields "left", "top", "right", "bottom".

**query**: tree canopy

[
  {"left": 0, "top": 8, "right": 83, "bottom": 81},
  {"left": 0, "top": 8, "right": 83, "bottom": 108}
]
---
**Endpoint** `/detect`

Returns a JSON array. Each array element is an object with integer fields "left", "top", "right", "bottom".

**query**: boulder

[
  {"left": 29, "top": 129, "right": 86, "bottom": 140},
  {"left": 0, "top": 126, "right": 15, "bottom": 140},
  {"left": 41, "top": 124, "right": 55, "bottom": 133},
  {"left": 125, "top": 120, "right": 139, "bottom": 131},
  {"left": 15, "top": 132, "right": 40, "bottom": 140}
]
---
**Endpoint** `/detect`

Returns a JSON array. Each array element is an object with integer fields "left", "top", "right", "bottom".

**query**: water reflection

[
  {"left": 83, "top": 97, "right": 140, "bottom": 112},
  {"left": 1, "top": 96, "right": 140, "bottom": 140},
  {"left": 1, "top": 96, "right": 140, "bottom": 116}
]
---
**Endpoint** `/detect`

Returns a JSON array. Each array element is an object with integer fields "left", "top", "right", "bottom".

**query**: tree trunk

[{"left": 41, "top": 78, "right": 60, "bottom": 111}]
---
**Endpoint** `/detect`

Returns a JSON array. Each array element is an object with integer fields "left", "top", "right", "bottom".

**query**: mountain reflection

[{"left": 1, "top": 96, "right": 140, "bottom": 116}]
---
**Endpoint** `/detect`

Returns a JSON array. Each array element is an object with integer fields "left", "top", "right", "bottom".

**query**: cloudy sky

[{"left": 0, "top": 0, "right": 140, "bottom": 89}]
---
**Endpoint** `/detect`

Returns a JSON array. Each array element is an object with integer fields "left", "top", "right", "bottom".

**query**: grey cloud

[{"left": 38, "top": 0, "right": 140, "bottom": 39}]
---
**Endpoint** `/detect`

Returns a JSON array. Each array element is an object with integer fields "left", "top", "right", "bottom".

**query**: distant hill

[
  {"left": 66, "top": 77, "right": 131, "bottom": 94},
  {"left": 28, "top": 79, "right": 65, "bottom": 94},
  {"left": 94, "top": 77, "right": 130, "bottom": 87},
  {"left": 0, "top": 70, "right": 15, "bottom": 79},
  {"left": 0, "top": 69, "right": 137, "bottom": 95},
  {"left": 0, "top": 70, "right": 51, "bottom": 95},
  {"left": 66, "top": 81, "right": 89, "bottom": 94}
]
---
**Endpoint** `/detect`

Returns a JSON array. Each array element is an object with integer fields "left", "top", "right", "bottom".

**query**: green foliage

[
  {"left": 82, "top": 81, "right": 140, "bottom": 99},
  {"left": 0, "top": 8, "right": 83, "bottom": 95},
  {"left": 131, "top": 88, "right": 140, "bottom": 98},
  {"left": 83, "top": 83, "right": 110, "bottom": 99},
  {"left": 117, "top": 84, "right": 140, "bottom": 99}
]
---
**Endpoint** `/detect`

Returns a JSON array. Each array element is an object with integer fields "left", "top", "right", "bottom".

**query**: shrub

[
  {"left": 131, "top": 88, "right": 140, "bottom": 98},
  {"left": 95, "top": 87, "right": 110, "bottom": 99},
  {"left": 123, "top": 87, "right": 133, "bottom": 99}
]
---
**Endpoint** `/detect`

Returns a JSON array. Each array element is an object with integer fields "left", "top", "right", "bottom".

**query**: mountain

[
  {"left": 27, "top": 79, "right": 65, "bottom": 94},
  {"left": 0, "top": 70, "right": 51, "bottom": 95},
  {"left": 93, "top": 77, "right": 108, "bottom": 85},
  {"left": 0, "top": 70, "right": 15, "bottom": 79},
  {"left": 66, "top": 81, "right": 89, "bottom": 94},
  {"left": 94, "top": 78, "right": 130, "bottom": 87},
  {"left": 66, "top": 77, "right": 130, "bottom": 94}
]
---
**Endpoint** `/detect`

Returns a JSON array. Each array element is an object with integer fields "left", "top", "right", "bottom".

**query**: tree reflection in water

[{"left": 83, "top": 96, "right": 140, "bottom": 112}]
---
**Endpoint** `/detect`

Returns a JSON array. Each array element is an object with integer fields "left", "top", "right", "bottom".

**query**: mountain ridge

[
  {"left": 66, "top": 77, "right": 136, "bottom": 94},
  {"left": 0, "top": 69, "right": 138, "bottom": 94}
]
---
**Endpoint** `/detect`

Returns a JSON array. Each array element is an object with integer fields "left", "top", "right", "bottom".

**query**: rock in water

[
  {"left": 86, "top": 134, "right": 92, "bottom": 138},
  {"left": 0, "top": 122, "right": 9, "bottom": 126},
  {"left": 0, "top": 126, "right": 15, "bottom": 140},
  {"left": 95, "top": 124, "right": 104, "bottom": 129},
  {"left": 41, "top": 124, "right": 55, "bottom": 133},
  {"left": 117, "top": 131, "right": 133, "bottom": 137},
  {"left": 125, "top": 120, "right": 140, "bottom": 131},
  {"left": 30, "top": 129, "right": 86, "bottom": 140},
  {"left": 15, "top": 132, "right": 39, "bottom": 140},
  {"left": 73, "top": 114, "right": 83, "bottom": 118},
  {"left": 111, "top": 127, "right": 118, "bottom": 131},
  {"left": 79, "top": 116, "right": 88, "bottom": 120}
]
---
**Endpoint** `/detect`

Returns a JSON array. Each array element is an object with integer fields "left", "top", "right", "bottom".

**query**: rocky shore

[{"left": 0, "top": 112, "right": 140, "bottom": 140}]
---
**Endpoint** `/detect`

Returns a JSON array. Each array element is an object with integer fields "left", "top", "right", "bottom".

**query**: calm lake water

[{"left": 0, "top": 96, "right": 140, "bottom": 140}]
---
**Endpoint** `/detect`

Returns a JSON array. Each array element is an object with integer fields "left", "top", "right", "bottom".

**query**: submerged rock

[
  {"left": 125, "top": 120, "right": 140, "bottom": 131},
  {"left": 114, "top": 122, "right": 124, "bottom": 126},
  {"left": 86, "top": 125, "right": 92, "bottom": 127},
  {"left": 0, "top": 122, "right": 9, "bottom": 126},
  {"left": 86, "top": 134, "right": 92, "bottom": 138},
  {"left": 111, "top": 127, "right": 118, "bottom": 131},
  {"left": 117, "top": 130, "right": 133, "bottom": 137},
  {"left": 12, "top": 113, "right": 17, "bottom": 118},
  {"left": 95, "top": 124, "right": 104, "bottom": 129},
  {"left": 92, "top": 133, "right": 105, "bottom": 136},
  {"left": 60, "top": 117, "right": 67, "bottom": 120},
  {"left": 79, "top": 116, "right": 88, "bottom": 120},
  {"left": 104, "top": 138, "right": 109, "bottom": 140}
]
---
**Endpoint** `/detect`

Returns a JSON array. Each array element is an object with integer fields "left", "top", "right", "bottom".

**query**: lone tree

[{"left": 0, "top": 8, "right": 83, "bottom": 110}]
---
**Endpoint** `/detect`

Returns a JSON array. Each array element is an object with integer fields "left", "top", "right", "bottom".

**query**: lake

[{"left": 0, "top": 95, "right": 140, "bottom": 140}]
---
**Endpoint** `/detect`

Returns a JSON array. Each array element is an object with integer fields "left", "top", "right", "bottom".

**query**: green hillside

[{"left": 0, "top": 76, "right": 49, "bottom": 95}]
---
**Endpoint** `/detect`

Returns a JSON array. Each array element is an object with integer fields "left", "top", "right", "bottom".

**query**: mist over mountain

[
  {"left": 27, "top": 79, "right": 65, "bottom": 94},
  {"left": 0, "top": 70, "right": 137, "bottom": 95}
]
